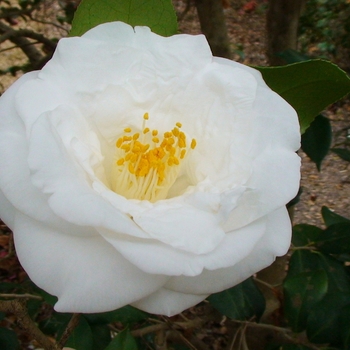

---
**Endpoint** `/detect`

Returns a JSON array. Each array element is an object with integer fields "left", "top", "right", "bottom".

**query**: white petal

[
  {"left": 133, "top": 202, "right": 225, "bottom": 254},
  {"left": 100, "top": 214, "right": 267, "bottom": 277},
  {"left": 27, "top": 108, "right": 148, "bottom": 239},
  {"left": 223, "top": 150, "right": 300, "bottom": 231},
  {"left": 0, "top": 189, "right": 16, "bottom": 228},
  {"left": 0, "top": 72, "right": 62, "bottom": 226},
  {"left": 165, "top": 206, "right": 291, "bottom": 294},
  {"left": 13, "top": 212, "right": 169, "bottom": 313},
  {"left": 132, "top": 287, "right": 208, "bottom": 316}
]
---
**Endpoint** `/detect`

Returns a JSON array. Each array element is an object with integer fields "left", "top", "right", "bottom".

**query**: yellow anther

[
  {"left": 113, "top": 113, "right": 197, "bottom": 202},
  {"left": 191, "top": 139, "right": 197, "bottom": 149},
  {"left": 128, "top": 163, "right": 135, "bottom": 174},
  {"left": 179, "top": 131, "right": 186, "bottom": 140},
  {"left": 116, "top": 138, "right": 123, "bottom": 148},
  {"left": 121, "top": 144, "right": 131, "bottom": 152},
  {"left": 178, "top": 138, "right": 186, "bottom": 148},
  {"left": 172, "top": 127, "right": 179, "bottom": 137}
]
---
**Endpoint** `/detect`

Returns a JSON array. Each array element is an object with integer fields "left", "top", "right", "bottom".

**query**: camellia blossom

[{"left": 0, "top": 22, "right": 300, "bottom": 316}]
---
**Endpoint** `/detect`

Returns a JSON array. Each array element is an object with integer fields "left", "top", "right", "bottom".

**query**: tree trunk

[
  {"left": 194, "top": 0, "right": 232, "bottom": 59},
  {"left": 266, "top": 0, "right": 306, "bottom": 65}
]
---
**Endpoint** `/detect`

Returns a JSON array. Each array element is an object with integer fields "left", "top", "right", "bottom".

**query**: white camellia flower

[{"left": 0, "top": 22, "right": 300, "bottom": 316}]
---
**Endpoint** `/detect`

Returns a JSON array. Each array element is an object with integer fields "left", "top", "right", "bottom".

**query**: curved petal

[
  {"left": 27, "top": 107, "right": 149, "bottom": 238},
  {"left": 132, "top": 202, "right": 225, "bottom": 255},
  {"left": 0, "top": 189, "right": 16, "bottom": 228},
  {"left": 131, "top": 287, "right": 208, "bottom": 317},
  {"left": 223, "top": 150, "right": 300, "bottom": 231},
  {"left": 99, "top": 214, "right": 267, "bottom": 276},
  {"left": 0, "top": 72, "right": 63, "bottom": 227},
  {"left": 13, "top": 212, "right": 169, "bottom": 313},
  {"left": 164, "top": 206, "right": 291, "bottom": 294}
]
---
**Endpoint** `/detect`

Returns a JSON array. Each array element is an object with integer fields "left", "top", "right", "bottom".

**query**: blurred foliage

[{"left": 299, "top": 0, "right": 350, "bottom": 68}]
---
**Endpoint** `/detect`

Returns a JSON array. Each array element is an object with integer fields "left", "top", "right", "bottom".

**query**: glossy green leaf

[
  {"left": 256, "top": 60, "right": 350, "bottom": 133},
  {"left": 65, "top": 316, "right": 93, "bottom": 350},
  {"left": 207, "top": 277, "right": 265, "bottom": 321},
  {"left": 301, "top": 114, "right": 332, "bottom": 170},
  {"left": 39, "top": 312, "right": 72, "bottom": 336},
  {"left": 322, "top": 206, "right": 350, "bottom": 227},
  {"left": 91, "top": 324, "right": 112, "bottom": 350},
  {"left": 0, "top": 327, "right": 19, "bottom": 350},
  {"left": 288, "top": 250, "right": 350, "bottom": 293},
  {"left": 339, "top": 304, "right": 350, "bottom": 349},
  {"left": 314, "top": 222, "right": 350, "bottom": 255},
  {"left": 85, "top": 305, "right": 149, "bottom": 325},
  {"left": 307, "top": 292, "right": 350, "bottom": 346},
  {"left": 70, "top": 0, "right": 177, "bottom": 37},
  {"left": 284, "top": 270, "right": 328, "bottom": 332},
  {"left": 104, "top": 328, "right": 138, "bottom": 350},
  {"left": 277, "top": 48, "right": 311, "bottom": 64},
  {"left": 292, "top": 224, "right": 322, "bottom": 247},
  {"left": 331, "top": 148, "right": 350, "bottom": 162}
]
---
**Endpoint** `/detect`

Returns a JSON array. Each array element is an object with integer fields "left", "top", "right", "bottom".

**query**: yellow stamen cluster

[{"left": 111, "top": 113, "right": 196, "bottom": 202}]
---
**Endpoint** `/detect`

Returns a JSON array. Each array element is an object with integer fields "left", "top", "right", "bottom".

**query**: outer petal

[
  {"left": 13, "top": 212, "right": 169, "bottom": 313},
  {"left": 0, "top": 71, "right": 63, "bottom": 227},
  {"left": 99, "top": 214, "right": 268, "bottom": 276},
  {"left": 164, "top": 206, "right": 291, "bottom": 294},
  {"left": 132, "top": 206, "right": 290, "bottom": 316},
  {"left": 131, "top": 288, "right": 208, "bottom": 317},
  {"left": 0, "top": 189, "right": 16, "bottom": 228}
]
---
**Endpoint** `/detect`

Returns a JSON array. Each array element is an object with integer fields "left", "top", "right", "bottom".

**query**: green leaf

[
  {"left": 284, "top": 270, "right": 328, "bottom": 332},
  {"left": 85, "top": 305, "right": 149, "bottom": 325},
  {"left": 322, "top": 206, "right": 350, "bottom": 227},
  {"left": 307, "top": 292, "right": 350, "bottom": 346},
  {"left": 91, "top": 324, "right": 112, "bottom": 350},
  {"left": 277, "top": 49, "right": 311, "bottom": 64},
  {"left": 207, "top": 277, "right": 265, "bottom": 321},
  {"left": 104, "top": 328, "right": 138, "bottom": 350},
  {"left": 65, "top": 316, "right": 93, "bottom": 350},
  {"left": 331, "top": 148, "right": 350, "bottom": 162},
  {"left": 301, "top": 114, "right": 332, "bottom": 170},
  {"left": 0, "top": 327, "right": 19, "bottom": 350},
  {"left": 39, "top": 312, "right": 72, "bottom": 337},
  {"left": 256, "top": 60, "right": 350, "bottom": 133},
  {"left": 70, "top": 0, "right": 177, "bottom": 37},
  {"left": 340, "top": 304, "right": 350, "bottom": 349},
  {"left": 314, "top": 222, "right": 350, "bottom": 255},
  {"left": 288, "top": 250, "right": 350, "bottom": 293},
  {"left": 292, "top": 224, "right": 322, "bottom": 247}
]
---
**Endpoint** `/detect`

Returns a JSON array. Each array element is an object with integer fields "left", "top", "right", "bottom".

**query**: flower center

[{"left": 111, "top": 113, "right": 196, "bottom": 202}]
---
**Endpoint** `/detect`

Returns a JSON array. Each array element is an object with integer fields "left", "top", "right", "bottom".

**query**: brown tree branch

[
  {"left": 58, "top": 313, "right": 80, "bottom": 348},
  {"left": 0, "top": 299, "right": 60, "bottom": 350}
]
